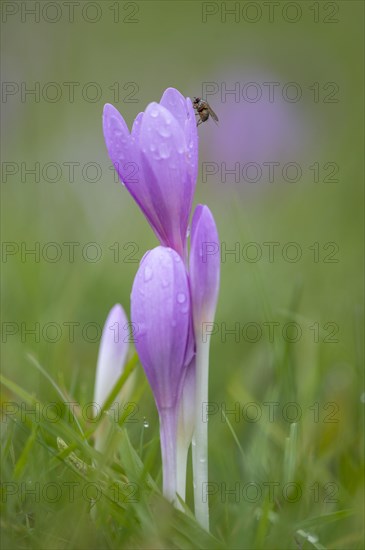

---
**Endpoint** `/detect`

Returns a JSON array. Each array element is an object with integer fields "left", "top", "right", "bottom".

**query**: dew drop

[
  {"left": 150, "top": 108, "right": 159, "bottom": 118},
  {"left": 143, "top": 418, "right": 149, "bottom": 428},
  {"left": 158, "top": 124, "right": 171, "bottom": 138},
  {"left": 161, "top": 278, "right": 170, "bottom": 288},
  {"left": 138, "top": 323, "right": 146, "bottom": 336},
  {"left": 159, "top": 142, "right": 170, "bottom": 159},
  {"left": 177, "top": 292, "right": 186, "bottom": 304},
  {"left": 144, "top": 266, "right": 153, "bottom": 282}
]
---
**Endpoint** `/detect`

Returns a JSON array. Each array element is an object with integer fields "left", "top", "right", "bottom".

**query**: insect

[{"left": 193, "top": 97, "right": 219, "bottom": 127}]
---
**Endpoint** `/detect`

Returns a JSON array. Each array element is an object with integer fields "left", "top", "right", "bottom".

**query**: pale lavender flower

[
  {"left": 93, "top": 304, "right": 130, "bottom": 451},
  {"left": 190, "top": 204, "right": 220, "bottom": 331},
  {"left": 131, "top": 246, "right": 191, "bottom": 501},
  {"left": 189, "top": 204, "right": 220, "bottom": 530},
  {"left": 93, "top": 304, "right": 129, "bottom": 410},
  {"left": 103, "top": 88, "right": 198, "bottom": 259}
]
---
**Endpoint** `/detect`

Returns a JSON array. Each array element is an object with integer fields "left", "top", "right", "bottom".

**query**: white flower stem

[
  {"left": 159, "top": 407, "right": 177, "bottom": 503},
  {"left": 176, "top": 438, "right": 188, "bottom": 509},
  {"left": 193, "top": 336, "right": 210, "bottom": 531},
  {"left": 176, "top": 362, "right": 195, "bottom": 510}
]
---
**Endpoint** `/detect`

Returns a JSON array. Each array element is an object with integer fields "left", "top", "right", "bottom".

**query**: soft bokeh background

[{"left": 1, "top": 1, "right": 364, "bottom": 548}]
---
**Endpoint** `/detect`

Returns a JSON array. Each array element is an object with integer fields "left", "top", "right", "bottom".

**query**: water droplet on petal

[
  {"left": 138, "top": 323, "right": 146, "bottom": 336},
  {"left": 144, "top": 266, "right": 153, "bottom": 282},
  {"left": 143, "top": 418, "right": 149, "bottom": 428},
  {"left": 177, "top": 293, "right": 186, "bottom": 304},
  {"left": 161, "top": 278, "right": 170, "bottom": 288},
  {"left": 150, "top": 108, "right": 159, "bottom": 118},
  {"left": 159, "top": 142, "right": 170, "bottom": 159},
  {"left": 158, "top": 124, "right": 171, "bottom": 138}
]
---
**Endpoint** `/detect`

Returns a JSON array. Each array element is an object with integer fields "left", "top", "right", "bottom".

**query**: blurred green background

[{"left": 1, "top": 1, "right": 364, "bottom": 548}]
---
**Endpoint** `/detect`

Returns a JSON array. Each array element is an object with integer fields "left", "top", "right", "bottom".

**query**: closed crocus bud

[
  {"left": 189, "top": 204, "right": 220, "bottom": 531},
  {"left": 93, "top": 304, "right": 129, "bottom": 451},
  {"left": 190, "top": 204, "right": 220, "bottom": 332},
  {"left": 103, "top": 88, "right": 198, "bottom": 259},
  {"left": 131, "top": 246, "right": 191, "bottom": 502}
]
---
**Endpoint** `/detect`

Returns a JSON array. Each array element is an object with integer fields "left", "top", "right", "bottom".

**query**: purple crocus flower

[
  {"left": 190, "top": 204, "right": 220, "bottom": 332},
  {"left": 189, "top": 204, "right": 220, "bottom": 530},
  {"left": 131, "top": 246, "right": 191, "bottom": 501},
  {"left": 103, "top": 88, "right": 198, "bottom": 259}
]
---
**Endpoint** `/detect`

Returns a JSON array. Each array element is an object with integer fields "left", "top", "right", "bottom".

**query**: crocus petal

[
  {"left": 103, "top": 88, "right": 198, "bottom": 259},
  {"left": 160, "top": 87, "right": 191, "bottom": 135},
  {"left": 139, "top": 102, "right": 193, "bottom": 257},
  {"left": 185, "top": 96, "right": 199, "bottom": 186},
  {"left": 93, "top": 304, "right": 129, "bottom": 410},
  {"left": 131, "top": 246, "right": 190, "bottom": 411},
  {"left": 189, "top": 205, "right": 220, "bottom": 332},
  {"left": 131, "top": 111, "right": 144, "bottom": 141},
  {"left": 160, "top": 88, "right": 198, "bottom": 217},
  {"left": 103, "top": 104, "right": 137, "bottom": 186}
]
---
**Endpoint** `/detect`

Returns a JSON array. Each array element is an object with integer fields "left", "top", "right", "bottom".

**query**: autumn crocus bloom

[
  {"left": 131, "top": 246, "right": 192, "bottom": 502},
  {"left": 189, "top": 204, "right": 220, "bottom": 529},
  {"left": 103, "top": 88, "right": 198, "bottom": 259},
  {"left": 93, "top": 304, "right": 129, "bottom": 451}
]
